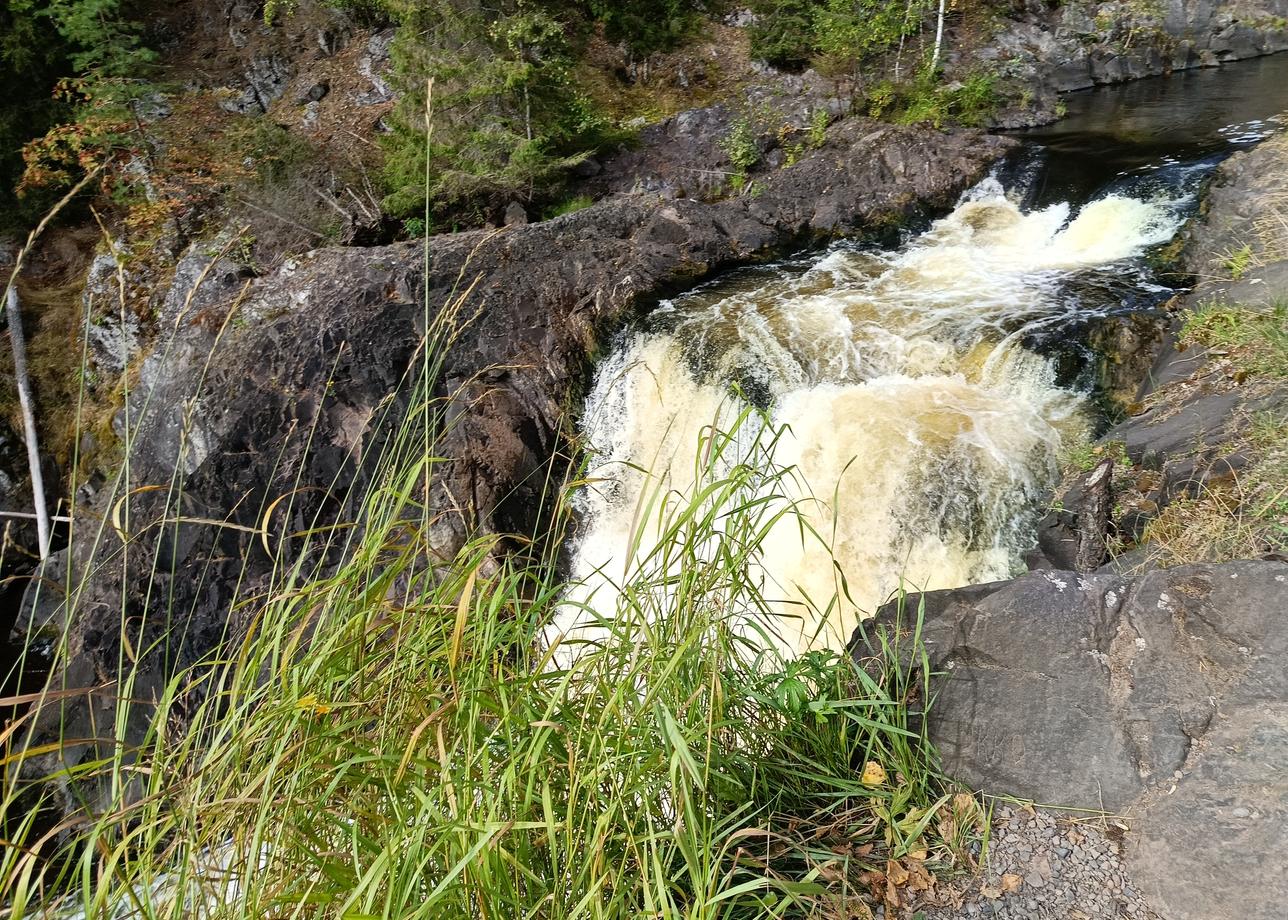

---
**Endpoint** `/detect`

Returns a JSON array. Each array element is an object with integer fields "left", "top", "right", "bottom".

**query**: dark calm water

[{"left": 1015, "top": 51, "right": 1288, "bottom": 208}]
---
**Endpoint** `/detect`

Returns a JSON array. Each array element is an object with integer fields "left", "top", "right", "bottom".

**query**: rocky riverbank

[
  {"left": 2, "top": 0, "right": 1287, "bottom": 909},
  {"left": 855, "top": 130, "right": 1288, "bottom": 919}
]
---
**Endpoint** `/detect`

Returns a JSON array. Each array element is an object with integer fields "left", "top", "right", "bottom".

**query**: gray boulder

[{"left": 854, "top": 560, "right": 1288, "bottom": 920}]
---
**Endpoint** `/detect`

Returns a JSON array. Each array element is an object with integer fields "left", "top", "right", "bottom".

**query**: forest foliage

[
  {"left": 2, "top": 0, "right": 977, "bottom": 231},
  {"left": 0, "top": 0, "right": 155, "bottom": 224}
]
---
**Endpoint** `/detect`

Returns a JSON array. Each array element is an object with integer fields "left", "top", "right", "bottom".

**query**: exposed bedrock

[{"left": 854, "top": 560, "right": 1288, "bottom": 920}]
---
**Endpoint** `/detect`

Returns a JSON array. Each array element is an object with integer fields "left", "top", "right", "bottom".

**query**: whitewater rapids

[{"left": 550, "top": 184, "right": 1182, "bottom": 658}]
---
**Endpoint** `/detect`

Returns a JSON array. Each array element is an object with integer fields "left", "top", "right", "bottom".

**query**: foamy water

[{"left": 551, "top": 185, "right": 1181, "bottom": 658}]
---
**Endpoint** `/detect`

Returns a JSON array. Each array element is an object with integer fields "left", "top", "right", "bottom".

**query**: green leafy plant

[
  {"left": 722, "top": 116, "right": 761, "bottom": 184},
  {"left": 1224, "top": 243, "right": 1255, "bottom": 280},
  {"left": 866, "top": 80, "right": 899, "bottom": 119},
  {"left": 814, "top": 0, "right": 927, "bottom": 73},
  {"left": 1063, "top": 438, "right": 1131, "bottom": 473},
  {"left": 809, "top": 107, "right": 830, "bottom": 148}
]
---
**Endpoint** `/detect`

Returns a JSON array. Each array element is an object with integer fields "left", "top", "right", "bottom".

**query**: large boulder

[{"left": 853, "top": 560, "right": 1288, "bottom": 920}]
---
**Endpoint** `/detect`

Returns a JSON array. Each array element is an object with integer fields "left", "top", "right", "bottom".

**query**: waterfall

[{"left": 553, "top": 183, "right": 1183, "bottom": 656}]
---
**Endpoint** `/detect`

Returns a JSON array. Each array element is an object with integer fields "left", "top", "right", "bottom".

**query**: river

[{"left": 552, "top": 53, "right": 1288, "bottom": 657}]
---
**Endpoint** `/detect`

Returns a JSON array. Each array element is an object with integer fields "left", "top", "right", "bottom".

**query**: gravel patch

[{"left": 900, "top": 805, "right": 1163, "bottom": 920}]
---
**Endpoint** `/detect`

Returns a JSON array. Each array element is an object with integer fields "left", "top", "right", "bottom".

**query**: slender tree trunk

[
  {"left": 931, "top": 0, "right": 947, "bottom": 72},
  {"left": 5, "top": 286, "right": 50, "bottom": 560},
  {"left": 0, "top": 166, "right": 103, "bottom": 563},
  {"left": 896, "top": 0, "right": 914, "bottom": 81}
]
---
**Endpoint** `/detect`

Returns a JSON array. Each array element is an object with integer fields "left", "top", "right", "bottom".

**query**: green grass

[
  {"left": 1223, "top": 243, "right": 1254, "bottom": 280},
  {"left": 1181, "top": 301, "right": 1288, "bottom": 377},
  {"left": 0, "top": 273, "right": 970, "bottom": 917},
  {"left": 1143, "top": 410, "right": 1288, "bottom": 564},
  {"left": 545, "top": 194, "right": 595, "bottom": 220},
  {"left": 1060, "top": 438, "right": 1130, "bottom": 474}
]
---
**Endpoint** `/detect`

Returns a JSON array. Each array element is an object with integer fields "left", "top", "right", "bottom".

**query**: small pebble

[{"left": 916, "top": 806, "right": 1162, "bottom": 920}]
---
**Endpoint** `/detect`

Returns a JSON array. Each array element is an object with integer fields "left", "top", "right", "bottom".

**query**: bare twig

[{"left": 0, "top": 510, "right": 73, "bottom": 524}]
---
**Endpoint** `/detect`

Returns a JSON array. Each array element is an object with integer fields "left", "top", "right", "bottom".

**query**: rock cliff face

[
  {"left": 23, "top": 120, "right": 1014, "bottom": 794},
  {"left": 977, "top": 0, "right": 1288, "bottom": 125}
]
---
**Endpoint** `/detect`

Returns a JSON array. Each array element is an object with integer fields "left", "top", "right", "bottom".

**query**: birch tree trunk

[
  {"left": 931, "top": 0, "right": 947, "bottom": 72},
  {"left": 5, "top": 286, "right": 50, "bottom": 559}
]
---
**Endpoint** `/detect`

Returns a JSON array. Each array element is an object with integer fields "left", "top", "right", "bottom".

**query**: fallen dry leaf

[
  {"left": 905, "top": 858, "right": 934, "bottom": 892},
  {"left": 886, "top": 859, "right": 910, "bottom": 886},
  {"left": 884, "top": 877, "right": 902, "bottom": 910},
  {"left": 981, "top": 884, "right": 1003, "bottom": 900}
]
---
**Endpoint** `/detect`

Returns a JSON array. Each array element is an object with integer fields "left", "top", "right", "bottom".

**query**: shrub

[
  {"left": 4, "top": 0, "right": 158, "bottom": 223},
  {"left": 379, "top": 0, "right": 615, "bottom": 224},
  {"left": 748, "top": 0, "right": 818, "bottom": 68},
  {"left": 748, "top": 0, "right": 931, "bottom": 76},
  {"left": 814, "top": 0, "right": 927, "bottom": 72},
  {"left": 586, "top": 0, "right": 706, "bottom": 56},
  {"left": 722, "top": 116, "right": 761, "bottom": 174},
  {"left": 0, "top": 3, "right": 70, "bottom": 225},
  {"left": 866, "top": 69, "right": 998, "bottom": 129}
]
